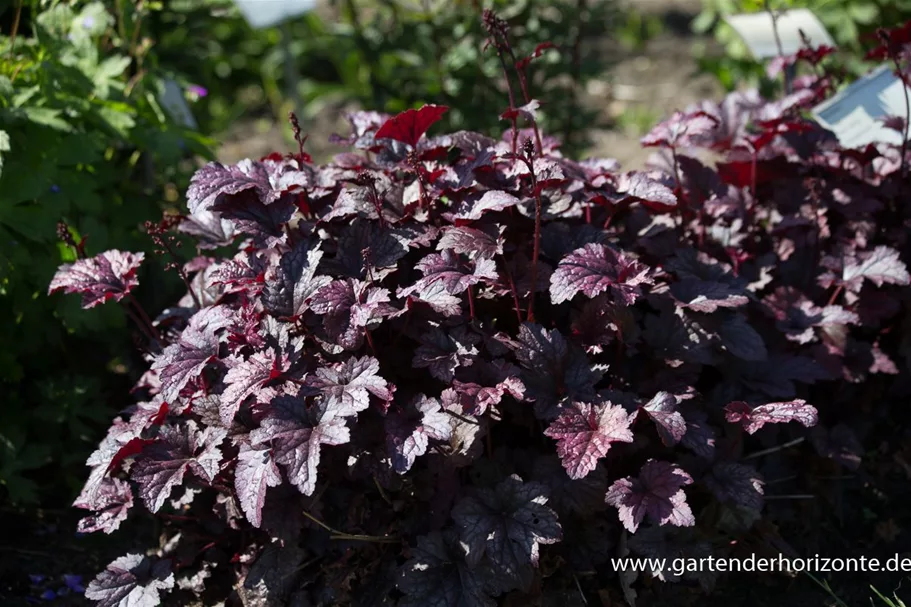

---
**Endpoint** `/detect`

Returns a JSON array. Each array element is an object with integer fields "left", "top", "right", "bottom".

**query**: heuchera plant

[{"left": 51, "top": 15, "right": 911, "bottom": 607}]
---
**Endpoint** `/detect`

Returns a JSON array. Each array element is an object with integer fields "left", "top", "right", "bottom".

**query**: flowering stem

[
  {"left": 500, "top": 254, "right": 523, "bottom": 324},
  {"left": 520, "top": 149, "right": 543, "bottom": 323},
  {"left": 890, "top": 57, "right": 910, "bottom": 178},
  {"left": 467, "top": 284, "right": 476, "bottom": 320},
  {"left": 503, "top": 44, "right": 543, "bottom": 155}
]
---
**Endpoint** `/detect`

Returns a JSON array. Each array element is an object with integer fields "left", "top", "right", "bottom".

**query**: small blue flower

[
  {"left": 50, "top": 184, "right": 60, "bottom": 194},
  {"left": 82, "top": 15, "right": 95, "bottom": 29},
  {"left": 39, "top": 589, "right": 55, "bottom": 601},
  {"left": 63, "top": 574, "right": 84, "bottom": 593},
  {"left": 28, "top": 574, "right": 45, "bottom": 585}
]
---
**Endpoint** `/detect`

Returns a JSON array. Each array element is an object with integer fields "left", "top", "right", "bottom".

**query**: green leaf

[
  {"left": 0, "top": 130, "right": 9, "bottom": 180},
  {"left": 847, "top": 3, "right": 878, "bottom": 24},
  {"left": 22, "top": 107, "right": 72, "bottom": 131}
]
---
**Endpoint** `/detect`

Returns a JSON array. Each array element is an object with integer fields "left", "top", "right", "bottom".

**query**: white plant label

[
  {"left": 161, "top": 79, "right": 197, "bottom": 130},
  {"left": 725, "top": 9, "right": 834, "bottom": 59},
  {"left": 813, "top": 65, "right": 910, "bottom": 148},
  {"left": 232, "top": 0, "right": 318, "bottom": 29}
]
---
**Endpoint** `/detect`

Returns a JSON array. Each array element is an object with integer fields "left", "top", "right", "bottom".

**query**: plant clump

[{"left": 51, "top": 17, "right": 911, "bottom": 607}]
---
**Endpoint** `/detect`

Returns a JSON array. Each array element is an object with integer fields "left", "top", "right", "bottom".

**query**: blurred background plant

[
  {"left": 692, "top": 0, "right": 911, "bottom": 92},
  {"left": 154, "top": 0, "right": 644, "bottom": 158},
  {"left": 0, "top": 0, "right": 212, "bottom": 506}
]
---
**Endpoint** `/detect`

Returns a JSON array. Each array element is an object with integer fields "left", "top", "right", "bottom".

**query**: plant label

[
  {"left": 813, "top": 65, "right": 910, "bottom": 148},
  {"left": 232, "top": 0, "right": 318, "bottom": 29},
  {"left": 725, "top": 9, "right": 834, "bottom": 58}
]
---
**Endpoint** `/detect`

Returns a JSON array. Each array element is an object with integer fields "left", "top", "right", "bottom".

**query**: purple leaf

[
  {"left": 453, "top": 190, "right": 522, "bottom": 221},
  {"left": 605, "top": 460, "right": 695, "bottom": 533},
  {"left": 615, "top": 171, "right": 677, "bottom": 208},
  {"left": 262, "top": 240, "right": 331, "bottom": 319},
  {"left": 724, "top": 399, "right": 818, "bottom": 434},
  {"left": 637, "top": 392, "right": 687, "bottom": 446},
  {"left": 544, "top": 401, "right": 634, "bottom": 480},
  {"left": 49, "top": 250, "right": 144, "bottom": 309},
  {"left": 670, "top": 280, "right": 749, "bottom": 312},
  {"left": 306, "top": 355, "right": 392, "bottom": 416},
  {"left": 178, "top": 209, "right": 236, "bottom": 250},
  {"left": 74, "top": 477, "right": 133, "bottom": 535},
  {"left": 400, "top": 249, "right": 497, "bottom": 297},
  {"left": 85, "top": 554, "right": 174, "bottom": 607},
  {"left": 437, "top": 225, "right": 505, "bottom": 260},
  {"left": 132, "top": 422, "right": 226, "bottom": 512},
  {"left": 385, "top": 395, "right": 452, "bottom": 473},
  {"left": 451, "top": 475, "right": 561, "bottom": 589},
  {"left": 187, "top": 158, "right": 308, "bottom": 214},
  {"left": 310, "top": 279, "right": 398, "bottom": 350},
  {"left": 235, "top": 443, "right": 281, "bottom": 527},
  {"left": 250, "top": 395, "right": 350, "bottom": 496},
  {"left": 549, "top": 243, "right": 652, "bottom": 305},
  {"left": 641, "top": 110, "right": 719, "bottom": 148},
  {"left": 220, "top": 350, "right": 283, "bottom": 425},
  {"left": 842, "top": 246, "right": 910, "bottom": 291},
  {"left": 152, "top": 327, "right": 218, "bottom": 402}
]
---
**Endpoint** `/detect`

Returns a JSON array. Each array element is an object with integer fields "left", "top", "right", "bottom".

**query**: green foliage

[
  {"left": 0, "top": 0, "right": 212, "bottom": 505},
  {"left": 693, "top": 0, "right": 911, "bottom": 90},
  {"left": 152, "top": 0, "right": 622, "bottom": 157}
]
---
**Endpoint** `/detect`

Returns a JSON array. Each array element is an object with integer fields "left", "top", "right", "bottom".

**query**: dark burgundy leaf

[
  {"left": 413, "top": 325, "right": 480, "bottom": 383},
  {"left": 703, "top": 462, "right": 764, "bottom": 511},
  {"left": 513, "top": 323, "right": 601, "bottom": 420},
  {"left": 49, "top": 250, "right": 144, "bottom": 309},
  {"left": 451, "top": 475, "right": 561, "bottom": 590},
  {"left": 178, "top": 209, "right": 237, "bottom": 249},
  {"left": 717, "top": 314, "right": 768, "bottom": 361},
  {"left": 605, "top": 460, "right": 695, "bottom": 533},
  {"left": 397, "top": 531, "right": 495, "bottom": 607},
  {"left": 670, "top": 280, "right": 749, "bottom": 313}
]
